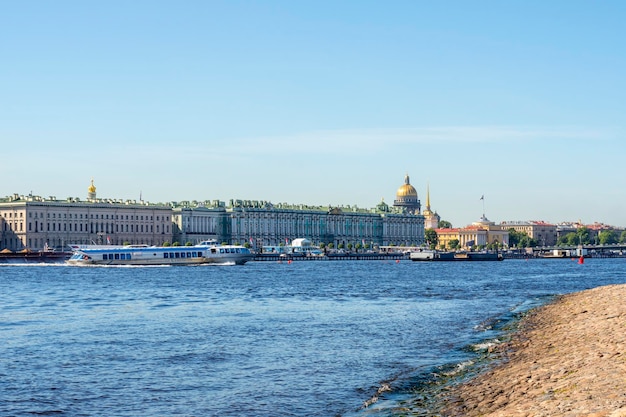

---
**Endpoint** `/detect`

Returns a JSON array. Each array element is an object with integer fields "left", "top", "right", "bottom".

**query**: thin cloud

[
  {"left": 28, "top": 125, "right": 610, "bottom": 168},
  {"left": 224, "top": 125, "right": 612, "bottom": 156}
]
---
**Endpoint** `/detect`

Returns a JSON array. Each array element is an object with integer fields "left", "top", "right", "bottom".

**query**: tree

[
  {"left": 576, "top": 227, "right": 591, "bottom": 245},
  {"left": 424, "top": 228, "right": 438, "bottom": 249},
  {"left": 518, "top": 235, "right": 538, "bottom": 248},
  {"left": 449, "top": 239, "right": 460, "bottom": 250},
  {"left": 508, "top": 229, "right": 525, "bottom": 247},
  {"left": 620, "top": 231, "right": 626, "bottom": 244},
  {"left": 508, "top": 229, "right": 538, "bottom": 248},
  {"left": 557, "top": 232, "right": 579, "bottom": 246},
  {"left": 438, "top": 220, "right": 452, "bottom": 229},
  {"left": 598, "top": 230, "right": 618, "bottom": 245}
]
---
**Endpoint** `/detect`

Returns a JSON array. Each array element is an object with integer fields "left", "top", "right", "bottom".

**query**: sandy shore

[{"left": 442, "top": 284, "right": 626, "bottom": 417}]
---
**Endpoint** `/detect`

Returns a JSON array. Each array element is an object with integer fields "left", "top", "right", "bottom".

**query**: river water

[{"left": 1, "top": 258, "right": 625, "bottom": 416}]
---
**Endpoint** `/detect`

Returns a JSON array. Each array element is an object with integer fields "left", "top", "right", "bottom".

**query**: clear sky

[{"left": 2, "top": 1, "right": 625, "bottom": 227}]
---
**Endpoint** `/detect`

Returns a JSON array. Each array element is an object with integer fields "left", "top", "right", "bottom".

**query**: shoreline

[{"left": 439, "top": 284, "right": 626, "bottom": 416}]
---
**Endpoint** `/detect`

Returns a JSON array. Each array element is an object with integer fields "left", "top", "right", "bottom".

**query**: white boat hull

[{"left": 67, "top": 243, "right": 254, "bottom": 266}]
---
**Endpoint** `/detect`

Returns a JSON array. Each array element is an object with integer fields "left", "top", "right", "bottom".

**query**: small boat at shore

[
  {"left": 410, "top": 250, "right": 503, "bottom": 262},
  {"left": 66, "top": 240, "right": 254, "bottom": 266}
]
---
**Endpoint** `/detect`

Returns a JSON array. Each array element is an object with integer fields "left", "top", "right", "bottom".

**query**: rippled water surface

[{"left": 1, "top": 259, "right": 625, "bottom": 416}]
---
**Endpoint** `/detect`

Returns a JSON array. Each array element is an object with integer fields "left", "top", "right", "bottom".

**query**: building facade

[
  {"left": 2, "top": 175, "right": 426, "bottom": 252},
  {"left": 172, "top": 203, "right": 230, "bottom": 244},
  {"left": 499, "top": 220, "right": 557, "bottom": 246},
  {"left": 173, "top": 199, "right": 425, "bottom": 249},
  {"left": 0, "top": 185, "right": 173, "bottom": 251},
  {"left": 436, "top": 216, "right": 509, "bottom": 249}
]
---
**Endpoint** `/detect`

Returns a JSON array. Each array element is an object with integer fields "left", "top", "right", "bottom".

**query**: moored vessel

[
  {"left": 66, "top": 240, "right": 254, "bottom": 266},
  {"left": 410, "top": 249, "right": 503, "bottom": 262}
]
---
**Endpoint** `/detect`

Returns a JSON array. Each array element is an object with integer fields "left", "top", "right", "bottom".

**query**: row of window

[
  {"left": 0, "top": 211, "right": 167, "bottom": 221},
  {"left": 214, "top": 247, "right": 247, "bottom": 254},
  {"left": 98, "top": 251, "right": 205, "bottom": 260},
  {"left": 26, "top": 212, "right": 167, "bottom": 221},
  {"left": 1, "top": 212, "right": 24, "bottom": 218},
  {"left": 163, "top": 251, "right": 204, "bottom": 259}
]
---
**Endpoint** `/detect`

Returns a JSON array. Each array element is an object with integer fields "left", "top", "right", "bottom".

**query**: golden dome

[
  {"left": 396, "top": 174, "right": 417, "bottom": 198},
  {"left": 88, "top": 179, "right": 96, "bottom": 193}
]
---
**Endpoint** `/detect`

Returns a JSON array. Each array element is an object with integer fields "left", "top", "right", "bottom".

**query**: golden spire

[
  {"left": 88, "top": 178, "right": 96, "bottom": 193},
  {"left": 426, "top": 182, "right": 431, "bottom": 210}
]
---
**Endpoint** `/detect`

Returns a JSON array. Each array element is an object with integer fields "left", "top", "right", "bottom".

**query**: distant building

[
  {"left": 176, "top": 199, "right": 425, "bottom": 248},
  {"left": 585, "top": 222, "right": 619, "bottom": 244},
  {"left": 500, "top": 220, "right": 557, "bottom": 246},
  {"left": 555, "top": 221, "right": 624, "bottom": 244},
  {"left": 1, "top": 176, "right": 426, "bottom": 251},
  {"left": 0, "top": 181, "right": 173, "bottom": 251},
  {"left": 172, "top": 175, "right": 426, "bottom": 247},
  {"left": 436, "top": 215, "right": 509, "bottom": 249},
  {"left": 171, "top": 204, "right": 229, "bottom": 244}
]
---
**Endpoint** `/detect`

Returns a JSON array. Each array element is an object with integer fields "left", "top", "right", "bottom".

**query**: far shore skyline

[{"left": 2, "top": 186, "right": 622, "bottom": 230}]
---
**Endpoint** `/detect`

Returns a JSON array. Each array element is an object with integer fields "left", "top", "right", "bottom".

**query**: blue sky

[{"left": 2, "top": 1, "right": 625, "bottom": 227}]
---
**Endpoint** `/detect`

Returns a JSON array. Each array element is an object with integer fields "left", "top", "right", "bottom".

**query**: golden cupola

[
  {"left": 87, "top": 179, "right": 97, "bottom": 200},
  {"left": 396, "top": 174, "right": 418, "bottom": 198},
  {"left": 393, "top": 174, "right": 421, "bottom": 214}
]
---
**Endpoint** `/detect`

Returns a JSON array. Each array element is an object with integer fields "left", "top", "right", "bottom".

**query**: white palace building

[{"left": 1, "top": 176, "right": 425, "bottom": 252}]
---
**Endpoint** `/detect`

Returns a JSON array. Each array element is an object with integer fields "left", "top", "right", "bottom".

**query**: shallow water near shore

[{"left": 1, "top": 258, "right": 625, "bottom": 416}]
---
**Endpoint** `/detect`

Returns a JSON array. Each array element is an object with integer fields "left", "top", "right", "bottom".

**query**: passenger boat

[
  {"left": 410, "top": 249, "right": 503, "bottom": 262},
  {"left": 66, "top": 240, "right": 254, "bottom": 266}
]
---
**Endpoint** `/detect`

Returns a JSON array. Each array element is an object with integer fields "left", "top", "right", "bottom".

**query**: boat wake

[
  {"left": 66, "top": 263, "right": 172, "bottom": 268},
  {"left": 0, "top": 262, "right": 67, "bottom": 267}
]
